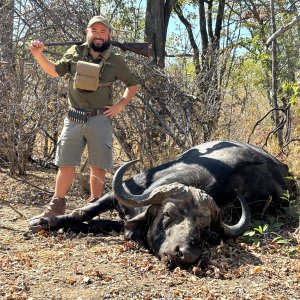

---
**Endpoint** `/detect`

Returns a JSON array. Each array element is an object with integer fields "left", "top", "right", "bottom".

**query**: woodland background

[
  {"left": 0, "top": 0, "right": 299, "bottom": 176},
  {"left": 0, "top": 1, "right": 300, "bottom": 299}
]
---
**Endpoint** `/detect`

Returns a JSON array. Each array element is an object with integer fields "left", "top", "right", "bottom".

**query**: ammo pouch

[
  {"left": 67, "top": 107, "right": 106, "bottom": 123},
  {"left": 74, "top": 61, "right": 101, "bottom": 91}
]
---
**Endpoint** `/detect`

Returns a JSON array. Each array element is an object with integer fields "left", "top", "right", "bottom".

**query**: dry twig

[{"left": 0, "top": 198, "right": 26, "bottom": 219}]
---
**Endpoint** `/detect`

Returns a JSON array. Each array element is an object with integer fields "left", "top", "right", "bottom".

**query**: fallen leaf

[
  {"left": 66, "top": 276, "right": 76, "bottom": 285},
  {"left": 250, "top": 266, "right": 262, "bottom": 274},
  {"left": 192, "top": 266, "right": 201, "bottom": 275}
]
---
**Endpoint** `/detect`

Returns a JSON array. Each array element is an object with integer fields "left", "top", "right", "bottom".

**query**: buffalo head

[{"left": 113, "top": 160, "right": 251, "bottom": 268}]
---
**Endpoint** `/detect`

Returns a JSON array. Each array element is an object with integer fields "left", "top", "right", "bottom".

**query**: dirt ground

[{"left": 0, "top": 168, "right": 300, "bottom": 300}]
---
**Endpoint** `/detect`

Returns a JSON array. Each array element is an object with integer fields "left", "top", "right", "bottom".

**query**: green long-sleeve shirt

[{"left": 55, "top": 43, "right": 139, "bottom": 109}]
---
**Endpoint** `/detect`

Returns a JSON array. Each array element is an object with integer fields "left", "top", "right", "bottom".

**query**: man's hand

[
  {"left": 29, "top": 40, "right": 45, "bottom": 58},
  {"left": 104, "top": 102, "right": 126, "bottom": 118},
  {"left": 29, "top": 40, "right": 59, "bottom": 78},
  {"left": 104, "top": 85, "right": 139, "bottom": 117}
]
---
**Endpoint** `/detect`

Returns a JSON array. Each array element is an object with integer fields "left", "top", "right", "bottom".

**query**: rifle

[{"left": 44, "top": 41, "right": 152, "bottom": 57}]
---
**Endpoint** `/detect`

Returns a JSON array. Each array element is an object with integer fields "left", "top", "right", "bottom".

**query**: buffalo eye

[
  {"left": 189, "top": 237, "right": 200, "bottom": 248},
  {"left": 175, "top": 246, "right": 184, "bottom": 257},
  {"left": 162, "top": 213, "right": 172, "bottom": 229}
]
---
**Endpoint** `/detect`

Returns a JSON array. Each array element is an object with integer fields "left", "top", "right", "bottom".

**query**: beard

[{"left": 89, "top": 39, "right": 111, "bottom": 52}]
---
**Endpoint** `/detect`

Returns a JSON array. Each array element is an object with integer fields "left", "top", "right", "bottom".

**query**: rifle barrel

[
  {"left": 44, "top": 41, "right": 83, "bottom": 46},
  {"left": 43, "top": 41, "right": 151, "bottom": 57}
]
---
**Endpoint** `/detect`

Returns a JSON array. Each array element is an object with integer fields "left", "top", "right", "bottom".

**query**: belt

[
  {"left": 67, "top": 107, "right": 107, "bottom": 123},
  {"left": 86, "top": 108, "right": 107, "bottom": 117}
]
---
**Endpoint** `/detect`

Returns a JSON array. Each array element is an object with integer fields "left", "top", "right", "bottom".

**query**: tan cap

[{"left": 87, "top": 16, "right": 113, "bottom": 30}]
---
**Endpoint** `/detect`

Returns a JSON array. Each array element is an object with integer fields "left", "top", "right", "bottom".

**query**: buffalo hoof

[{"left": 28, "top": 217, "right": 57, "bottom": 233}]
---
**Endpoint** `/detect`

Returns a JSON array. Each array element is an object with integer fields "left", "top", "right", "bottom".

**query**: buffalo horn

[
  {"left": 112, "top": 160, "right": 190, "bottom": 207},
  {"left": 220, "top": 190, "right": 251, "bottom": 237}
]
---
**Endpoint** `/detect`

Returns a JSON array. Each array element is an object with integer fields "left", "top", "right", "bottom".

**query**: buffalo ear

[
  {"left": 202, "top": 229, "right": 221, "bottom": 246},
  {"left": 124, "top": 205, "right": 159, "bottom": 245}
]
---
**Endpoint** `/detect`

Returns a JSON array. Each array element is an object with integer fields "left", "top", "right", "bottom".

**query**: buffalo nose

[
  {"left": 174, "top": 245, "right": 199, "bottom": 265},
  {"left": 161, "top": 246, "right": 198, "bottom": 269},
  {"left": 175, "top": 246, "right": 184, "bottom": 258}
]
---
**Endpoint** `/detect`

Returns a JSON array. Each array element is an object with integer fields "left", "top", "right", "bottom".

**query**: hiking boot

[
  {"left": 31, "top": 197, "right": 66, "bottom": 220},
  {"left": 89, "top": 197, "right": 99, "bottom": 203}
]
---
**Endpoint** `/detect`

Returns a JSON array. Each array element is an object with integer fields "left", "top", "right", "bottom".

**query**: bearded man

[{"left": 29, "top": 16, "right": 139, "bottom": 218}]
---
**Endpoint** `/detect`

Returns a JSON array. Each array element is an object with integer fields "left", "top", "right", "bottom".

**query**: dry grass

[{"left": 0, "top": 169, "right": 299, "bottom": 300}]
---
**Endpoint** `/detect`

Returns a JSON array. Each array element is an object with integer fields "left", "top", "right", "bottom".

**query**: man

[{"left": 29, "top": 16, "right": 139, "bottom": 218}]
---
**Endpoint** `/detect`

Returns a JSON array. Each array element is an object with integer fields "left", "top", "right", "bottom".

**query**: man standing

[{"left": 29, "top": 16, "right": 139, "bottom": 218}]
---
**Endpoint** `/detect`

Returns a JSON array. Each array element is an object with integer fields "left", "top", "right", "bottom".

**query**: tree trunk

[
  {"left": 0, "top": 0, "right": 16, "bottom": 174},
  {"left": 145, "top": 0, "right": 174, "bottom": 68},
  {"left": 174, "top": 1, "right": 200, "bottom": 74},
  {"left": 270, "top": 0, "right": 283, "bottom": 147},
  {"left": 172, "top": 0, "right": 226, "bottom": 141},
  {"left": 0, "top": 0, "right": 14, "bottom": 61},
  {"left": 198, "top": 0, "right": 225, "bottom": 141}
]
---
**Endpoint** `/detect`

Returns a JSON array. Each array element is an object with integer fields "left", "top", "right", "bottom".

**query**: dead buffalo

[{"left": 29, "top": 140, "right": 292, "bottom": 268}]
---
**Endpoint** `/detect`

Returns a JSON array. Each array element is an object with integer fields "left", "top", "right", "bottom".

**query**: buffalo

[{"left": 29, "top": 140, "right": 293, "bottom": 268}]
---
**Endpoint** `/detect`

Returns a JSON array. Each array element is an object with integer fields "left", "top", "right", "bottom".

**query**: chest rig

[
  {"left": 74, "top": 46, "right": 112, "bottom": 91},
  {"left": 68, "top": 46, "right": 112, "bottom": 123}
]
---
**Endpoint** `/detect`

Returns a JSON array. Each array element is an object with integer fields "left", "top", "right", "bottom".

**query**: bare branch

[
  {"left": 247, "top": 105, "right": 291, "bottom": 146},
  {"left": 0, "top": 198, "right": 26, "bottom": 219},
  {"left": 275, "top": 138, "right": 300, "bottom": 157},
  {"left": 266, "top": 15, "right": 300, "bottom": 47}
]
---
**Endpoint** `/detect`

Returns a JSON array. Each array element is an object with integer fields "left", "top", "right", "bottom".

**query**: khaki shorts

[{"left": 55, "top": 115, "right": 113, "bottom": 169}]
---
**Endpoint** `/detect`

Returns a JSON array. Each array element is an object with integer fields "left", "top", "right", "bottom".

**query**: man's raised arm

[{"left": 29, "top": 40, "right": 59, "bottom": 78}]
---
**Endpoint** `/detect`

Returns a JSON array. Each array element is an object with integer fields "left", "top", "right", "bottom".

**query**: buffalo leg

[
  {"left": 66, "top": 219, "right": 124, "bottom": 234},
  {"left": 28, "top": 195, "right": 121, "bottom": 233}
]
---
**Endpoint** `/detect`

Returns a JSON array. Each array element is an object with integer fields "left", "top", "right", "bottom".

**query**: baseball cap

[{"left": 87, "top": 16, "right": 113, "bottom": 30}]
